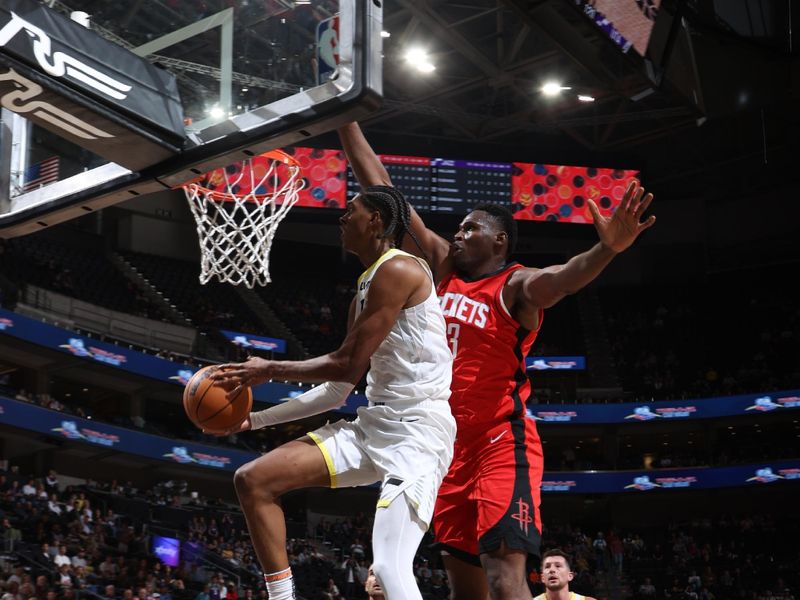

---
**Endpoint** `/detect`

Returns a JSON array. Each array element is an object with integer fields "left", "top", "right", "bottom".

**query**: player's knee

[
  {"left": 234, "top": 460, "right": 278, "bottom": 502},
  {"left": 485, "top": 569, "right": 520, "bottom": 600}
]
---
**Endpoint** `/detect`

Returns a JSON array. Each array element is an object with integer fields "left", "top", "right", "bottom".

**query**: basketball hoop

[{"left": 181, "top": 150, "right": 305, "bottom": 288}]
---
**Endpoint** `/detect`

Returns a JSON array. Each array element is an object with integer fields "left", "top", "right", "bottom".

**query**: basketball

[{"left": 182, "top": 365, "right": 253, "bottom": 434}]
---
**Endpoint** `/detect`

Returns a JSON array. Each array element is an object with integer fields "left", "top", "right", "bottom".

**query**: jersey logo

[
  {"left": 511, "top": 497, "right": 533, "bottom": 534},
  {"left": 0, "top": 68, "right": 114, "bottom": 140},
  {"left": 489, "top": 430, "right": 507, "bottom": 444},
  {"left": 439, "top": 292, "right": 489, "bottom": 328},
  {"left": 0, "top": 11, "right": 132, "bottom": 100}
]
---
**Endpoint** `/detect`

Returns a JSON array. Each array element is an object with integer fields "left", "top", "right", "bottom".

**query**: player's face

[
  {"left": 452, "top": 210, "right": 506, "bottom": 272},
  {"left": 364, "top": 566, "right": 383, "bottom": 599},
  {"left": 541, "top": 557, "right": 573, "bottom": 591},
  {"left": 339, "top": 196, "right": 377, "bottom": 253}
]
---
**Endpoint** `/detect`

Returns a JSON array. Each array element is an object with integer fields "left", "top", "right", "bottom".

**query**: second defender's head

[
  {"left": 452, "top": 203, "right": 517, "bottom": 273},
  {"left": 541, "top": 549, "right": 574, "bottom": 592}
]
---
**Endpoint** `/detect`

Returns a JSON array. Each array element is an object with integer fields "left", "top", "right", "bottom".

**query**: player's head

[
  {"left": 453, "top": 203, "right": 517, "bottom": 272},
  {"left": 541, "top": 549, "right": 574, "bottom": 592},
  {"left": 348, "top": 186, "right": 415, "bottom": 245},
  {"left": 364, "top": 564, "right": 384, "bottom": 600}
]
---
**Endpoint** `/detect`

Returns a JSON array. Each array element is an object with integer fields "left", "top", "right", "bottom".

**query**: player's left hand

[
  {"left": 588, "top": 179, "right": 656, "bottom": 253},
  {"left": 211, "top": 356, "right": 273, "bottom": 400}
]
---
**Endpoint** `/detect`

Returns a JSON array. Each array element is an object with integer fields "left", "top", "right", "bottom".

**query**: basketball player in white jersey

[
  {"left": 533, "top": 550, "right": 596, "bottom": 600},
  {"left": 211, "top": 189, "right": 456, "bottom": 600}
]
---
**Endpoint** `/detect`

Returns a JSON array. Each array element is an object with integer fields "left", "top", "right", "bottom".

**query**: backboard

[{"left": 0, "top": 0, "right": 382, "bottom": 238}]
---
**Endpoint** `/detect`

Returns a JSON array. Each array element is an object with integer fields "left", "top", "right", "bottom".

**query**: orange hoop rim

[{"left": 176, "top": 149, "right": 301, "bottom": 193}]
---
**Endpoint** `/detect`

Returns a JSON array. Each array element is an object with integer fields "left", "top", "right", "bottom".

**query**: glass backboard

[{"left": 0, "top": 0, "right": 381, "bottom": 237}]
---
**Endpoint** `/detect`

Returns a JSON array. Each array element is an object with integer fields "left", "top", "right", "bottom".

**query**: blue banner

[
  {"left": 220, "top": 329, "right": 286, "bottom": 354},
  {"left": 1, "top": 396, "right": 797, "bottom": 491},
  {"left": 0, "top": 396, "right": 253, "bottom": 471},
  {"left": 2, "top": 308, "right": 799, "bottom": 423},
  {"left": 526, "top": 391, "right": 800, "bottom": 424},
  {"left": 526, "top": 356, "right": 586, "bottom": 371},
  {"left": 0, "top": 309, "right": 308, "bottom": 404},
  {"left": 541, "top": 462, "right": 800, "bottom": 494}
]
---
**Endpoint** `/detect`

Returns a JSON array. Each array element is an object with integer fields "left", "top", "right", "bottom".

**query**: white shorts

[{"left": 307, "top": 398, "right": 456, "bottom": 526}]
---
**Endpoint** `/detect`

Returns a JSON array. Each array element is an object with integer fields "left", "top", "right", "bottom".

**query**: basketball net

[{"left": 181, "top": 150, "right": 305, "bottom": 288}]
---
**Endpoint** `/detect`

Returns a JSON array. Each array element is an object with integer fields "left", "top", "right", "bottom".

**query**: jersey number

[{"left": 446, "top": 322, "right": 460, "bottom": 356}]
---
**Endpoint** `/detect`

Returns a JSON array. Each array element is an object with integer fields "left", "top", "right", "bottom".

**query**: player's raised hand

[
  {"left": 587, "top": 179, "right": 656, "bottom": 254},
  {"left": 211, "top": 356, "right": 273, "bottom": 399}
]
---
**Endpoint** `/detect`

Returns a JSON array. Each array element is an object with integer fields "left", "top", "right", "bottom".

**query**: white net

[{"left": 182, "top": 152, "right": 304, "bottom": 288}]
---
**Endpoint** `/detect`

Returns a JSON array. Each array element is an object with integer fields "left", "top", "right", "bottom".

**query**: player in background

[
  {"left": 365, "top": 565, "right": 386, "bottom": 600},
  {"left": 533, "top": 550, "right": 597, "bottom": 600},
  {"left": 212, "top": 189, "right": 456, "bottom": 600},
  {"left": 338, "top": 122, "right": 655, "bottom": 600}
]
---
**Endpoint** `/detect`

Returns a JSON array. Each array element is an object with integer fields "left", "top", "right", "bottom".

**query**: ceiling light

[
  {"left": 405, "top": 47, "right": 428, "bottom": 63},
  {"left": 578, "top": 94, "right": 595, "bottom": 102},
  {"left": 208, "top": 106, "right": 226, "bottom": 119},
  {"left": 541, "top": 82, "right": 571, "bottom": 96},
  {"left": 404, "top": 47, "right": 436, "bottom": 73},
  {"left": 381, "top": 30, "right": 391, "bottom": 38}
]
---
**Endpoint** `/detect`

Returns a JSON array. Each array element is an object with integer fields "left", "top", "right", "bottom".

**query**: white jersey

[
  {"left": 355, "top": 248, "right": 452, "bottom": 405},
  {"left": 307, "top": 249, "right": 455, "bottom": 525}
]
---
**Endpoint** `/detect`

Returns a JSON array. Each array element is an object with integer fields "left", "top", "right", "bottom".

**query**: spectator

[
  {"left": 1, "top": 518, "right": 21, "bottom": 552},
  {"left": 195, "top": 584, "right": 210, "bottom": 600},
  {"left": 639, "top": 577, "right": 657, "bottom": 598},
  {"left": 53, "top": 545, "right": 71, "bottom": 568},
  {"left": 321, "top": 578, "right": 341, "bottom": 600}
]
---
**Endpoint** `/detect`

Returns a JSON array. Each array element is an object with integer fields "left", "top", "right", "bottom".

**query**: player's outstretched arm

[
  {"left": 518, "top": 179, "right": 655, "bottom": 310},
  {"left": 212, "top": 259, "right": 420, "bottom": 388},
  {"left": 337, "top": 122, "right": 452, "bottom": 282},
  {"left": 337, "top": 121, "right": 392, "bottom": 188}
]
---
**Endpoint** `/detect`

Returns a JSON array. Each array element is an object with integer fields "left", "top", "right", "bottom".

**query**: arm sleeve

[{"left": 248, "top": 381, "right": 354, "bottom": 429}]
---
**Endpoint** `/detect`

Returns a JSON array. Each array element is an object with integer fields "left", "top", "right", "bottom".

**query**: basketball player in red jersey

[{"left": 338, "top": 122, "right": 655, "bottom": 600}]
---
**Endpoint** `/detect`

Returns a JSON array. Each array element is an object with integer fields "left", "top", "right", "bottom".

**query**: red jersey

[{"left": 437, "top": 263, "right": 542, "bottom": 433}]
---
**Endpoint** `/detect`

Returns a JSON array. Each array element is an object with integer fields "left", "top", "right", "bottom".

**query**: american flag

[{"left": 22, "top": 156, "right": 60, "bottom": 192}]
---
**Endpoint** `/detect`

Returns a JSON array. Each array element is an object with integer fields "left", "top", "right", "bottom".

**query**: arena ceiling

[{"left": 354, "top": 0, "right": 799, "bottom": 200}]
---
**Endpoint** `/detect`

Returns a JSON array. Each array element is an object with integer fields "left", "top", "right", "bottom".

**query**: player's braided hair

[{"left": 361, "top": 185, "right": 427, "bottom": 260}]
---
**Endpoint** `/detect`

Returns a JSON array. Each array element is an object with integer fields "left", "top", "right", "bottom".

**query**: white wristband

[{"left": 248, "top": 381, "right": 354, "bottom": 430}]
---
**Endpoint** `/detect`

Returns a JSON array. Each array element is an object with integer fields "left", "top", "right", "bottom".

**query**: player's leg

[
  {"left": 371, "top": 495, "right": 428, "bottom": 600},
  {"left": 434, "top": 451, "right": 488, "bottom": 600},
  {"left": 480, "top": 546, "right": 530, "bottom": 600},
  {"left": 476, "top": 419, "right": 544, "bottom": 600},
  {"left": 442, "top": 554, "right": 490, "bottom": 600},
  {"left": 233, "top": 437, "right": 329, "bottom": 573}
]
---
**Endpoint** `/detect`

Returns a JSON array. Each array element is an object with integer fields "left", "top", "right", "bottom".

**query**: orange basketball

[{"left": 182, "top": 365, "right": 253, "bottom": 434}]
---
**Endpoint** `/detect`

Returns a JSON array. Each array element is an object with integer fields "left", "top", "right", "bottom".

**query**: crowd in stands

[
  {"left": 0, "top": 238, "right": 163, "bottom": 321},
  {"left": 1, "top": 465, "right": 797, "bottom": 600},
  {"left": 602, "top": 272, "right": 799, "bottom": 402},
  {"left": 4, "top": 230, "right": 799, "bottom": 406},
  {"left": 541, "top": 515, "right": 799, "bottom": 600}
]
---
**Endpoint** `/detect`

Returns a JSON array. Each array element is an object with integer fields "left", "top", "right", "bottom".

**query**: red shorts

[{"left": 433, "top": 416, "right": 543, "bottom": 564}]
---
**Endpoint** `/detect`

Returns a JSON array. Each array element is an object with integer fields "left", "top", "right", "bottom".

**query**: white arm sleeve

[{"left": 248, "top": 381, "right": 354, "bottom": 430}]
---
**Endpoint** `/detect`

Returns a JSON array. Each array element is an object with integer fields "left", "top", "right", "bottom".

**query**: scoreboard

[
  {"left": 288, "top": 145, "right": 638, "bottom": 223},
  {"left": 431, "top": 159, "right": 512, "bottom": 213},
  {"left": 347, "top": 154, "right": 432, "bottom": 212}
]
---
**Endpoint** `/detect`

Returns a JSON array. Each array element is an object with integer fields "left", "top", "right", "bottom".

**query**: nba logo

[{"left": 316, "top": 14, "right": 339, "bottom": 85}]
